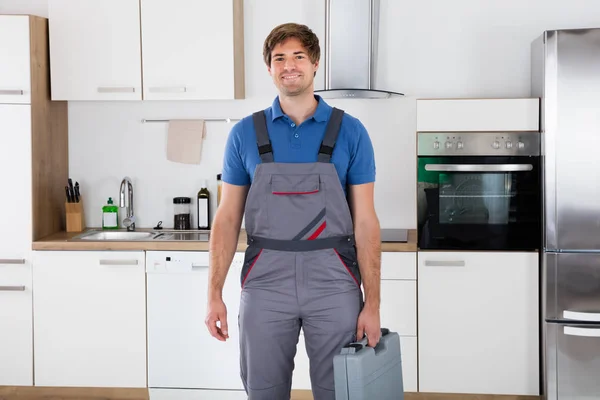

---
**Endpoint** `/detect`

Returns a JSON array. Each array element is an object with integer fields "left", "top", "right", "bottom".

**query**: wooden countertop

[
  {"left": 382, "top": 229, "right": 417, "bottom": 252},
  {"left": 33, "top": 228, "right": 417, "bottom": 252}
]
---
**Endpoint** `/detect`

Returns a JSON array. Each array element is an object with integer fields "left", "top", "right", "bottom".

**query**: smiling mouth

[{"left": 282, "top": 75, "right": 300, "bottom": 80}]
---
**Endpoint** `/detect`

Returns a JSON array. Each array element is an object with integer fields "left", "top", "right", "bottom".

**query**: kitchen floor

[{"left": 0, "top": 387, "right": 542, "bottom": 400}]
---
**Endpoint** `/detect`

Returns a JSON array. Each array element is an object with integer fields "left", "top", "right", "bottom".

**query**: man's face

[{"left": 268, "top": 37, "right": 318, "bottom": 97}]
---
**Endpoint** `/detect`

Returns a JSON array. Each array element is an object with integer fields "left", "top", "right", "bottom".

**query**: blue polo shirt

[{"left": 221, "top": 95, "right": 376, "bottom": 193}]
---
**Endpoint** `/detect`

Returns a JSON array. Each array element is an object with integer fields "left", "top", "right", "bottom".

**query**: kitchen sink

[
  {"left": 72, "top": 229, "right": 210, "bottom": 242},
  {"left": 153, "top": 231, "right": 210, "bottom": 242},
  {"left": 74, "top": 230, "right": 159, "bottom": 241}
]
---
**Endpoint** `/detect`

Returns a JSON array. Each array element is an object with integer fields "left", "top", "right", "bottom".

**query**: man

[{"left": 206, "top": 22, "right": 381, "bottom": 400}]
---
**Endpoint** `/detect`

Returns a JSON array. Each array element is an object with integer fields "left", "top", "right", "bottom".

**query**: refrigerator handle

[
  {"left": 564, "top": 310, "right": 600, "bottom": 323},
  {"left": 564, "top": 326, "right": 600, "bottom": 338}
]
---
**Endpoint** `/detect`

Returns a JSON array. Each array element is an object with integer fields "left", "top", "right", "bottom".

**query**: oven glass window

[
  {"left": 417, "top": 156, "right": 541, "bottom": 251},
  {"left": 439, "top": 173, "right": 514, "bottom": 225}
]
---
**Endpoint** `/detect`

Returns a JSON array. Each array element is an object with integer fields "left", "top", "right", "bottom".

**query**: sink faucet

[{"left": 119, "top": 176, "right": 135, "bottom": 231}]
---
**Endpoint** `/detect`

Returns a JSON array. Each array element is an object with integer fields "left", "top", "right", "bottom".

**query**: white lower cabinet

[
  {"left": 28, "top": 248, "right": 420, "bottom": 393},
  {"left": 291, "top": 331, "right": 312, "bottom": 390},
  {"left": 0, "top": 257, "right": 33, "bottom": 386},
  {"left": 32, "top": 250, "right": 147, "bottom": 387},
  {"left": 292, "top": 252, "right": 418, "bottom": 392},
  {"left": 380, "top": 252, "right": 418, "bottom": 393},
  {"left": 418, "top": 251, "right": 540, "bottom": 395}
]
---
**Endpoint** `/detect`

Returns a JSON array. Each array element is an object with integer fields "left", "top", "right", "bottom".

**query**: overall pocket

[
  {"left": 241, "top": 246, "right": 263, "bottom": 288},
  {"left": 267, "top": 174, "right": 326, "bottom": 239},
  {"left": 334, "top": 246, "right": 362, "bottom": 288}
]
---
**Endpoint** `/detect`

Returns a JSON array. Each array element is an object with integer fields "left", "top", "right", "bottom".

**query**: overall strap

[
  {"left": 252, "top": 111, "right": 274, "bottom": 163},
  {"left": 317, "top": 107, "right": 345, "bottom": 163}
]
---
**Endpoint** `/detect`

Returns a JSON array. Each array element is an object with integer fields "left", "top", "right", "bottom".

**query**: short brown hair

[{"left": 263, "top": 23, "right": 320, "bottom": 66}]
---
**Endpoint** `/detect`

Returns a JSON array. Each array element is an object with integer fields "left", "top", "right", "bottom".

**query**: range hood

[{"left": 315, "top": 0, "right": 404, "bottom": 99}]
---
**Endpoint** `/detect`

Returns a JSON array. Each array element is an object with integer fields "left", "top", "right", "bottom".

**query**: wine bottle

[{"left": 197, "top": 180, "right": 210, "bottom": 230}]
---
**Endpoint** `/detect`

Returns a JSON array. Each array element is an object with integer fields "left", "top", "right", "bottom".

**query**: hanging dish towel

[{"left": 166, "top": 119, "right": 206, "bottom": 164}]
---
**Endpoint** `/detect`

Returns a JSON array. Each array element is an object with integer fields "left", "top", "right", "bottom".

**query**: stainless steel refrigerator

[{"left": 532, "top": 28, "right": 600, "bottom": 399}]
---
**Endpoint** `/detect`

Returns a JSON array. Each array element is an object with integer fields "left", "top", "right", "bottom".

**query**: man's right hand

[{"left": 205, "top": 298, "right": 229, "bottom": 341}]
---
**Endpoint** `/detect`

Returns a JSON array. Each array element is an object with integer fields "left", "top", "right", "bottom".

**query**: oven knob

[
  {"left": 433, "top": 141, "right": 440, "bottom": 149},
  {"left": 505, "top": 141, "right": 513, "bottom": 149},
  {"left": 445, "top": 141, "right": 453, "bottom": 149},
  {"left": 492, "top": 141, "right": 500, "bottom": 149},
  {"left": 456, "top": 141, "right": 464, "bottom": 149},
  {"left": 517, "top": 141, "right": 525, "bottom": 149}
]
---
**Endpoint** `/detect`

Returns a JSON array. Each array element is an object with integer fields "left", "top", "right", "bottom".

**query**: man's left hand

[{"left": 356, "top": 305, "right": 381, "bottom": 347}]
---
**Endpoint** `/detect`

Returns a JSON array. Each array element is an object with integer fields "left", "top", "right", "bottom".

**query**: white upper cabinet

[
  {"left": 48, "top": 0, "right": 142, "bottom": 100},
  {"left": 47, "top": 0, "right": 245, "bottom": 101},
  {"left": 140, "top": 0, "right": 245, "bottom": 100},
  {"left": 0, "top": 16, "right": 31, "bottom": 104},
  {"left": 417, "top": 98, "right": 540, "bottom": 132}
]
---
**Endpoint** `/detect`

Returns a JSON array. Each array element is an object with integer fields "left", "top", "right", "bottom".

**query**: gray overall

[{"left": 239, "top": 108, "right": 364, "bottom": 400}]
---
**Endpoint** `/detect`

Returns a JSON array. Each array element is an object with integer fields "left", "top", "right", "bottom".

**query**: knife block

[{"left": 65, "top": 197, "right": 86, "bottom": 233}]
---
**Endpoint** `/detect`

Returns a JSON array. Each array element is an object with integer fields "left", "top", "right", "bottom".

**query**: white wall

[{"left": 2, "top": 0, "right": 600, "bottom": 230}]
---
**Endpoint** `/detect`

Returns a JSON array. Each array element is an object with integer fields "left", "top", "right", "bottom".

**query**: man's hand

[
  {"left": 205, "top": 298, "right": 229, "bottom": 341},
  {"left": 356, "top": 305, "right": 381, "bottom": 347}
]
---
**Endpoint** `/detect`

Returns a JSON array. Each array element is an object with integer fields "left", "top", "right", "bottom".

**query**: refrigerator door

[
  {"left": 542, "top": 29, "right": 600, "bottom": 251},
  {"left": 545, "top": 253, "right": 600, "bottom": 322},
  {"left": 545, "top": 322, "right": 600, "bottom": 400}
]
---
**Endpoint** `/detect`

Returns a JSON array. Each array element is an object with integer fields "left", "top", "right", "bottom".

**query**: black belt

[{"left": 247, "top": 234, "right": 355, "bottom": 252}]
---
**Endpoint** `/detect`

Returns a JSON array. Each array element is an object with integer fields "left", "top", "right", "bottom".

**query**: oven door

[{"left": 417, "top": 156, "right": 541, "bottom": 251}]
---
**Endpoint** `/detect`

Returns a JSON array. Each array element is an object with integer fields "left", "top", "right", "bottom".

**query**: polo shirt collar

[{"left": 270, "top": 95, "right": 331, "bottom": 123}]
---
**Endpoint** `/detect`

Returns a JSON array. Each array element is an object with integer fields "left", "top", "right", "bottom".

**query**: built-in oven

[{"left": 417, "top": 131, "right": 541, "bottom": 251}]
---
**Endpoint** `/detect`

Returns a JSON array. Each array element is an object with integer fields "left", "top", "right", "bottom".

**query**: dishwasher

[{"left": 146, "top": 251, "right": 247, "bottom": 400}]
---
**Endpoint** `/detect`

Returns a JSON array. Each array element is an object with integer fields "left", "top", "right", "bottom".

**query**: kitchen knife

[
  {"left": 74, "top": 182, "right": 80, "bottom": 202},
  {"left": 68, "top": 178, "right": 75, "bottom": 201},
  {"left": 65, "top": 186, "right": 72, "bottom": 203}
]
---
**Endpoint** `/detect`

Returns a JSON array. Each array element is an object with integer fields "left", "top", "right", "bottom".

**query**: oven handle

[{"left": 424, "top": 164, "right": 533, "bottom": 172}]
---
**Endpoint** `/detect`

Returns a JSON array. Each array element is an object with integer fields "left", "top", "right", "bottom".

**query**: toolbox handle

[{"left": 345, "top": 328, "right": 390, "bottom": 354}]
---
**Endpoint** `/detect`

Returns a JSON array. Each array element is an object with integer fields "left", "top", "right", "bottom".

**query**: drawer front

[{"left": 381, "top": 252, "right": 416, "bottom": 280}]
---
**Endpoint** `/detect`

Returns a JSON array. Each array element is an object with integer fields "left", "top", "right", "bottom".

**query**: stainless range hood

[{"left": 315, "top": 0, "right": 404, "bottom": 99}]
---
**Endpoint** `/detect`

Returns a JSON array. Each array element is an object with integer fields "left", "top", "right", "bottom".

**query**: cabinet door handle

[
  {"left": 148, "top": 86, "right": 187, "bottom": 93},
  {"left": 97, "top": 87, "right": 136, "bottom": 93},
  {"left": 0, "top": 286, "right": 26, "bottom": 291},
  {"left": 99, "top": 259, "right": 139, "bottom": 266},
  {"left": 424, "top": 260, "right": 465, "bottom": 267},
  {"left": 0, "top": 89, "right": 24, "bottom": 95},
  {"left": 0, "top": 259, "right": 26, "bottom": 265},
  {"left": 191, "top": 264, "right": 209, "bottom": 269}
]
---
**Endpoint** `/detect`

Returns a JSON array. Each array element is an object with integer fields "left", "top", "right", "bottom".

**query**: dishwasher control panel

[
  {"left": 145, "top": 251, "right": 244, "bottom": 273},
  {"left": 146, "top": 251, "right": 210, "bottom": 273}
]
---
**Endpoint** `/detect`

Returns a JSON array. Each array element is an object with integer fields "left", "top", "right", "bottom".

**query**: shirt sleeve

[
  {"left": 347, "top": 119, "right": 376, "bottom": 185},
  {"left": 221, "top": 121, "right": 251, "bottom": 186}
]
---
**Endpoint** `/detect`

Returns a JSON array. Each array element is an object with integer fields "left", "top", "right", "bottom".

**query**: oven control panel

[{"left": 417, "top": 131, "right": 540, "bottom": 156}]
